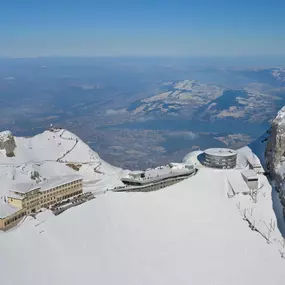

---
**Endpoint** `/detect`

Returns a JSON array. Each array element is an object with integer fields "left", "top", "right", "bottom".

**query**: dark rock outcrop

[
  {"left": 0, "top": 131, "right": 16, "bottom": 157},
  {"left": 265, "top": 106, "right": 285, "bottom": 207}
]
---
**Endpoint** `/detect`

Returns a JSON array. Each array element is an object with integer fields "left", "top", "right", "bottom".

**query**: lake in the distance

[{"left": 105, "top": 118, "right": 269, "bottom": 137}]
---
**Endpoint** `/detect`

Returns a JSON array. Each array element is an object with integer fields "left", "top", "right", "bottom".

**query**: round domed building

[{"left": 201, "top": 148, "right": 237, "bottom": 169}]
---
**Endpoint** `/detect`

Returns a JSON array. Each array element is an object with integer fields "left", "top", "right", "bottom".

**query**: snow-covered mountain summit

[
  {"left": 0, "top": 128, "right": 125, "bottom": 197},
  {"left": 0, "top": 127, "right": 285, "bottom": 285}
]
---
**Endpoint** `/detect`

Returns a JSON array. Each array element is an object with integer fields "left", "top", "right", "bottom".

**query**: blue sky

[{"left": 0, "top": 0, "right": 285, "bottom": 57}]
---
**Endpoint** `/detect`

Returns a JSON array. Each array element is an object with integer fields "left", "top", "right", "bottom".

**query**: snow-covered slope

[
  {"left": 0, "top": 128, "right": 284, "bottom": 285},
  {"left": 0, "top": 167, "right": 284, "bottom": 285},
  {"left": 0, "top": 129, "right": 126, "bottom": 196}
]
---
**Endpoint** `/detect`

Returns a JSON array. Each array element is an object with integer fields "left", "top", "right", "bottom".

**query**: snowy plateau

[{"left": 0, "top": 128, "right": 285, "bottom": 285}]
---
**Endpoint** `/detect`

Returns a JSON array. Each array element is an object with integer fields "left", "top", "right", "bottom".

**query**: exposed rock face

[
  {"left": 30, "top": 171, "right": 43, "bottom": 183},
  {"left": 0, "top": 131, "right": 16, "bottom": 157},
  {"left": 265, "top": 107, "right": 285, "bottom": 207}
]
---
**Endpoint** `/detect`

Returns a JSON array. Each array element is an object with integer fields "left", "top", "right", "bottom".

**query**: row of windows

[
  {"left": 27, "top": 202, "right": 39, "bottom": 208},
  {"left": 60, "top": 191, "right": 82, "bottom": 200},
  {"left": 40, "top": 198, "right": 54, "bottom": 203},
  {"left": 45, "top": 187, "right": 78, "bottom": 199},
  {"left": 203, "top": 157, "right": 236, "bottom": 163},
  {"left": 203, "top": 162, "right": 235, "bottom": 169},
  {"left": 41, "top": 188, "right": 82, "bottom": 206},
  {"left": 41, "top": 184, "right": 81, "bottom": 197},
  {"left": 208, "top": 155, "right": 236, "bottom": 159},
  {"left": 16, "top": 181, "right": 82, "bottom": 202},
  {"left": 14, "top": 180, "right": 82, "bottom": 201},
  {"left": 4, "top": 186, "right": 83, "bottom": 224},
  {"left": 43, "top": 190, "right": 82, "bottom": 209},
  {"left": 203, "top": 161, "right": 236, "bottom": 166},
  {"left": 23, "top": 185, "right": 82, "bottom": 205},
  {"left": 25, "top": 187, "right": 82, "bottom": 207},
  {"left": 123, "top": 177, "right": 185, "bottom": 191},
  {"left": 42, "top": 202, "right": 53, "bottom": 209},
  {"left": 4, "top": 211, "right": 25, "bottom": 226},
  {"left": 25, "top": 192, "right": 40, "bottom": 199},
  {"left": 205, "top": 164, "right": 236, "bottom": 168},
  {"left": 42, "top": 180, "right": 82, "bottom": 194},
  {"left": 3, "top": 184, "right": 83, "bottom": 229},
  {"left": 204, "top": 157, "right": 236, "bottom": 162},
  {"left": 25, "top": 198, "right": 39, "bottom": 204}
]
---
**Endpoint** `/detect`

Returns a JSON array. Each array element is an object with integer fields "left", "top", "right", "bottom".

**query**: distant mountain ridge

[
  {"left": 125, "top": 76, "right": 285, "bottom": 123},
  {"left": 236, "top": 67, "right": 285, "bottom": 87},
  {"left": 127, "top": 80, "right": 223, "bottom": 116}
]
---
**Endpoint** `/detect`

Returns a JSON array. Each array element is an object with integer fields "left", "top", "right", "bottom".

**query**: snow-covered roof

[
  {"left": 145, "top": 166, "right": 191, "bottom": 179},
  {"left": 7, "top": 193, "right": 25, "bottom": 200},
  {"left": 11, "top": 175, "right": 83, "bottom": 194},
  {"left": 169, "top": 162, "right": 194, "bottom": 168},
  {"left": 237, "top": 147, "right": 265, "bottom": 174},
  {"left": 241, "top": 170, "right": 258, "bottom": 180},
  {"left": 122, "top": 166, "right": 193, "bottom": 185},
  {"left": 247, "top": 155, "right": 262, "bottom": 167},
  {"left": 0, "top": 199, "right": 21, "bottom": 218},
  {"left": 204, "top": 148, "right": 237, "bottom": 157},
  {"left": 235, "top": 152, "right": 248, "bottom": 169},
  {"left": 182, "top": 150, "right": 204, "bottom": 167},
  {"left": 11, "top": 183, "right": 40, "bottom": 194},
  {"left": 129, "top": 171, "right": 145, "bottom": 175},
  {"left": 238, "top": 147, "right": 262, "bottom": 167},
  {"left": 227, "top": 172, "right": 249, "bottom": 194},
  {"left": 40, "top": 175, "right": 83, "bottom": 192}
]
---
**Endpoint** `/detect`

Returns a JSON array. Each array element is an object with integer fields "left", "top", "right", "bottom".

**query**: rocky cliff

[
  {"left": 0, "top": 130, "right": 16, "bottom": 156},
  {"left": 265, "top": 106, "right": 285, "bottom": 208}
]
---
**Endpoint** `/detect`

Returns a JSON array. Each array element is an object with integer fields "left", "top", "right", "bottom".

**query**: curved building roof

[{"left": 204, "top": 148, "right": 237, "bottom": 157}]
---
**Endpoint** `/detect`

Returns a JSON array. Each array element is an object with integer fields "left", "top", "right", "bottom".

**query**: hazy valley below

[{"left": 0, "top": 57, "right": 284, "bottom": 169}]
